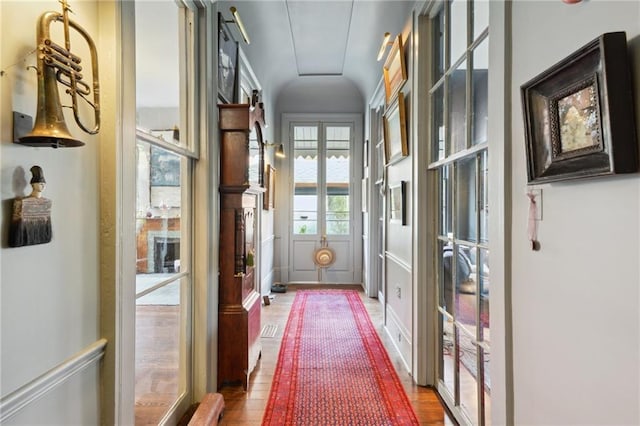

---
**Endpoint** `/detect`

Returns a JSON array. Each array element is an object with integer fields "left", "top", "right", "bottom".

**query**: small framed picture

[
  {"left": 521, "top": 32, "right": 637, "bottom": 184},
  {"left": 389, "top": 181, "right": 406, "bottom": 225}
]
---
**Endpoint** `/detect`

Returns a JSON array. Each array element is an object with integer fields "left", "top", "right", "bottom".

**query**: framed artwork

[
  {"left": 150, "top": 146, "right": 180, "bottom": 186},
  {"left": 389, "top": 181, "right": 406, "bottom": 225},
  {"left": 383, "top": 34, "right": 407, "bottom": 105},
  {"left": 384, "top": 91, "right": 408, "bottom": 165},
  {"left": 263, "top": 165, "right": 275, "bottom": 210},
  {"left": 521, "top": 32, "right": 637, "bottom": 184},
  {"left": 218, "top": 13, "right": 238, "bottom": 104}
]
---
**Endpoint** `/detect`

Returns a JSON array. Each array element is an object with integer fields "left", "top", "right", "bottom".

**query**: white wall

[
  {"left": 511, "top": 1, "right": 640, "bottom": 424},
  {"left": 0, "top": 1, "right": 101, "bottom": 424}
]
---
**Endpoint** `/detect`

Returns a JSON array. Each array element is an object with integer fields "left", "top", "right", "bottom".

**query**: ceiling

[
  {"left": 219, "top": 0, "right": 416, "bottom": 105},
  {"left": 135, "top": 1, "right": 415, "bottom": 108}
]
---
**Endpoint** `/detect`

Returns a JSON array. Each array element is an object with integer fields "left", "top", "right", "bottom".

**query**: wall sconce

[
  {"left": 265, "top": 141, "right": 286, "bottom": 158},
  {"left": 376, "top": 32, "right": 393, "bottom": 61},
  {"left": 228, "top": 6, "right": 250, "bottom": 44}
]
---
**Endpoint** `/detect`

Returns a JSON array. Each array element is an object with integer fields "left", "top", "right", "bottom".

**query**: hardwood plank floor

[{"left": 218, "top": 285, "right": 456, "bottom": 425}]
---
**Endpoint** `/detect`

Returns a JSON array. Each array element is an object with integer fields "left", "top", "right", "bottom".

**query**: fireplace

[{"left": 154, "top": 237, "right": 180, "bottom": 273}]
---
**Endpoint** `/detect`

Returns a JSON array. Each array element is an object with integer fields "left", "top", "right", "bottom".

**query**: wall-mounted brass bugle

[{"left": 17, "top": 0, "right": 100, "bottom": 148}]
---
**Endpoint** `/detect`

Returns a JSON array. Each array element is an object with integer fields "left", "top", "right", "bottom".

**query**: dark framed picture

[
  {"left": 521, "top": 32, "right": 637, "bottom": 184},
  {"left": 150, "top": 146, "right": 180, "bottom": 186},
  {"left": 218, "top": 13, "right": 238, "bottom": 104},
  {"left": 384, "top": 91, "right": 408, "bottom": 165},
  {"left": 383, "top": 34, "right": 407, "bottom": 106},
  {"left": 389, "top": 181, "right": 406, "bottom": 225}
]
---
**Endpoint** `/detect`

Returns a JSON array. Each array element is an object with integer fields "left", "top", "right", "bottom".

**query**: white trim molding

[{"left": 0, "top": 339, "right": 107, "bottom": 422}]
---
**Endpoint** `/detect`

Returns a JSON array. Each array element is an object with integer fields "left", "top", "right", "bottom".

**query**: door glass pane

[
  {"left": 456, "top": 156, "right": 477, "bottom": 243},
  {"left": 455, "top": 243, "right": 477, "bottom": 332},
  {"left": 450, "top": 0, "right": 468, "bottom": 64},
  {"left": 293, "top": 126, "right": 318, "bottom": 234},
  {"left": 432, "top": 83, "right": 446, "bottom": 162},
  {"left": 472, "top": 38, "right": 489, "bottom": 146},
  {"left": 440, "top": 314, "right": 455, "bottom": 397},
  {"left": 479, "top": 248, "right": 490, "bottom": 342},
  {"left": 482, "top": 347, "right": 492, "bottom": 425},
  {"left": 459, "top": 327, "right": 479, "bottom": 425},
  {"left": 450, "top": 60, "right": 467, "bottom": 153},
  {"left": 440, "top": 239, "right": 454, "bottom": 315},
  {"left": 326, "top": 126, "right": 350, "bottom": 235},
  {"left": 479, "top": 150, "right": 488, "bottom": 243},
  {"left": 473, "top": 0, "right": 489, "bottom": 41}
]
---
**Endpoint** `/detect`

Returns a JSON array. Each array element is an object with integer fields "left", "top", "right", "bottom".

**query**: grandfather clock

[{"left": 217, "top": 98, "right": 265, "bottom": 390}]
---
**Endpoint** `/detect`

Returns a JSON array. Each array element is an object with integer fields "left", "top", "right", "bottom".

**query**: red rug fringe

[{"left": 262, "top": 290, "right": 419, "bottom": 425}]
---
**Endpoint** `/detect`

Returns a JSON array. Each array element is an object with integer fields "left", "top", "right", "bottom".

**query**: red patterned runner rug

[{"left": 262, "top": 290, "right": 419, "bottom": 425}]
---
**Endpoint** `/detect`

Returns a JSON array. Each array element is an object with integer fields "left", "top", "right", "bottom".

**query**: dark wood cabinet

[{"left": 217, "top": 103, "right": 264, "bottom": 390}]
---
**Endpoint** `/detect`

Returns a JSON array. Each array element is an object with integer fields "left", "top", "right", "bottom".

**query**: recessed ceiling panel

[{"left": 286, "top": 0, "right": 354, "bottom": 76}]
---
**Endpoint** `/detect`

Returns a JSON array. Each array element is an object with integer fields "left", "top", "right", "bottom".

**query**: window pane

[
  {"left": 450, "top": 0, "right": 468, "bottom": 64},
  {"left": 326, "top": 126, "right": 350, "bottom": 235},
  {"left": 438, "top": 166, "right": 452, "bottom": 237},
  {"left": 135, "top": 2, "right": 185, "bottom": 148},
  {"left": 473, "top": 0, "right": 489, "bottom": 41},
  {"left": 450, "top": 60, "right": 467, "bottom": 153},
  {"left": 432, "top": 84, "right": 446, "bottom": 162},
  {"left": 456, "top": 157, "right": 477, "bottom": 243},
  {"left": 433, "top": 8, "right": 445, "bottom": 81},
  {"left": 136, "top": 141, "right": 183, "bottom": 274},
  {"left": 293, "top": 126, "right": 318, "bottom": 235},
  {"left": 472, "top": 38, "right": 489, "bottom": 146},
  {"left": 135, "top": 278, "right": 183, "bottom": 424}
]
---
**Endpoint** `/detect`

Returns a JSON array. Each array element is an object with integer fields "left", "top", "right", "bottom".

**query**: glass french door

[
  {"left": 132, "top": 1, "right": 197, "bottom": 424},
  {"left": 429, "top": 1, "right": 491, "bottom": 425},
  {"left": 288, "top": 120, "right": 357, "bottom": 283}
]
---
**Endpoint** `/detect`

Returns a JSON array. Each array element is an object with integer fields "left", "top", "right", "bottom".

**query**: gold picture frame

[
  {"left": 383, "top": 91, "right": 408, "bottom": 164},
  {"left": 263, "top": 165, "right": 276, "bottom": 210},
  {"left": 383, "top": 34, "right": 407, "bottom": 105}
]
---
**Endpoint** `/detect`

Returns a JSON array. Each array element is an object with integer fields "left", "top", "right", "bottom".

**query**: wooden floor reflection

[{"left": 135, "top": 305, "right": 180, "bottom": 426}]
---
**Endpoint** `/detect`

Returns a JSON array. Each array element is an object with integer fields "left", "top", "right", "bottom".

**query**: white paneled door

[{"left": 286, "top": 116, "right": 361, "bottom": 283}]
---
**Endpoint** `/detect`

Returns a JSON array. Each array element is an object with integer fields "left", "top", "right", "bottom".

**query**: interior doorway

[{"left": 283, "top": 114, "right": 362, "bottom": 284}]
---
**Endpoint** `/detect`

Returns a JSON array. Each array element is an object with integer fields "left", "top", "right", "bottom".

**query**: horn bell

[{"left": 17, "top": 50, "right": 84, "bottom": 148}]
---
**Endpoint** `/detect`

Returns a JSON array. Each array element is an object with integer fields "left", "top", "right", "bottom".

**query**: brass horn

[{"left": 18, "top": 0, "right": 100, "bottom": 148}]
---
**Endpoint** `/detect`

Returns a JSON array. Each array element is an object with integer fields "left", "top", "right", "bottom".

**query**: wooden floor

[{"left": 218, "top": 285, "right": 456, "bottom": 425}]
